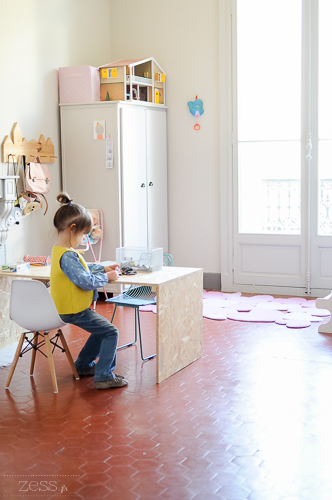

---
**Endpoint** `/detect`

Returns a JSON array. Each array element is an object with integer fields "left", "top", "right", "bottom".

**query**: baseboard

[
  {"left": 220, "top": 282, "right": 332, "bottom": 298},
  {"left": 203, "top": 272, "right": 221, "bottom": 291}
]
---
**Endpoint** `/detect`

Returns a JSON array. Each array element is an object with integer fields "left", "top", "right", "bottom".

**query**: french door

[{"left": 232, "top": 0, "right": 332, "bottom": 295}]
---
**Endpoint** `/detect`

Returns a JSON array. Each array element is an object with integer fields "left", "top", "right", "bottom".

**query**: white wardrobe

[{"left": 59, "top": 101, "right": 168, "bottom": 264}]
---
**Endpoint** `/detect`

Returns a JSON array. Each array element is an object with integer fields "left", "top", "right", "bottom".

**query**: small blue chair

[
  {"left": 107, "top": 253, "right": 173, "bottom": 361},
  {"left": 107, "top": 285, "right": 157, "bottom": 361}
]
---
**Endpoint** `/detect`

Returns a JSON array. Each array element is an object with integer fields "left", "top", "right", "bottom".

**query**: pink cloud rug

[
  {"left": 139, "top": 291, "right": 331, "bottom": 329},
  {"left": 203, "top": 291, "right": 330, "bottom": 328}
]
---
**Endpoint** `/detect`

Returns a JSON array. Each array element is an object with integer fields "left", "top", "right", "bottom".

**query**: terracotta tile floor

[{"left": 1, "top": 298, "right": 332, "bottom": 499}]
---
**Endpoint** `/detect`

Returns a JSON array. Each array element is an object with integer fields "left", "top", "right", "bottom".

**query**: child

[{"left": 50, "top": 192, "right": 128, "bottom": 390}]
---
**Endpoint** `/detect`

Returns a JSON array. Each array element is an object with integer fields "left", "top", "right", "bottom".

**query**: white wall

[
  {"left": 0, "top": 0, "right": 113, "bottom": 262},
  {"left": 109, "top": 0, "right": 221, "bottom": 272},
  {"left": 1, "top": 0, "right": 222, "bottom": 274}
]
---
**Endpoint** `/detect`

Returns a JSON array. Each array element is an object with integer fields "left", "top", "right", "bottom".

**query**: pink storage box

[{"left": 58, "top": 65, "right": 100, "bottom": 103}]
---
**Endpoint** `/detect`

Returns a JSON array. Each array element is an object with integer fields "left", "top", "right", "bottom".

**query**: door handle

[
  {"left": 149, "top": 182, "right": 153, "bottom": 187},
  {"left": 141, "top": 183, "right": 146, "bottom": 188}
]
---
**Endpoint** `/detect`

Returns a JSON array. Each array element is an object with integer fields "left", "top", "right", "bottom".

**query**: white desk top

[{"left": 0, "top": 266, "right": 203, "bottom": 286}]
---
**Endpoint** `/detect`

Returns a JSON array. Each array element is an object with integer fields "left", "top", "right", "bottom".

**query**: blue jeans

[{"left": 60, "top": 308, "right": 119, "bottom": 382}]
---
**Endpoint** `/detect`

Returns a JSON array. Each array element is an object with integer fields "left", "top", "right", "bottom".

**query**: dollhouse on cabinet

[{"left": 99, "top": 58, "right": 166, "bottom": 105}]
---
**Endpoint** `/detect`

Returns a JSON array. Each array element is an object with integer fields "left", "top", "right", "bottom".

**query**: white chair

[
  {"left": 5, "top": 280, "right": 79, "bottom": 394},
  {"left": 316, "top": 291, "right": 332, "bottom": 334}
]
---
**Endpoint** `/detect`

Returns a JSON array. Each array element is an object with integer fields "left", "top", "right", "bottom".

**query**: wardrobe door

[
  {"left": 120, "top": 106, "right": 148, "bottom": 247},
  {"left": 60, "top": 103, "right": 121, "bottom": 259},
  {"left": 146, "top": 108, "right": 168, "bottom": 251}
]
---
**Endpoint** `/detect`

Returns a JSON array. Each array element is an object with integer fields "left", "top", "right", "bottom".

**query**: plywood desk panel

[{"left": 155, "top": 270, "right": 203, "bottom": 383}]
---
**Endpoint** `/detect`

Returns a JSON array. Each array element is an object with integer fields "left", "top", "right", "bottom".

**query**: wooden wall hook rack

[{"left": 2, "top": 123, "right": 57, "bottom": 163}]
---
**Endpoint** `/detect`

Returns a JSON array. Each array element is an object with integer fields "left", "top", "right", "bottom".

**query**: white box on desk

[
  {"left": 116, "top": 247, "right": 163, "bottom": 273},
  {"left": 0, "top": 262, "right": 30, "bottom": 272}
]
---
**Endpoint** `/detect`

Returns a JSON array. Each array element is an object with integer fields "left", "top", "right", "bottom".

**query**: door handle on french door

[
  {"left": 141, "top": 183, "right": 146, "bottom": 188},
  {"left": 149, "top": 182, "right": 153, "bottom": 186}
]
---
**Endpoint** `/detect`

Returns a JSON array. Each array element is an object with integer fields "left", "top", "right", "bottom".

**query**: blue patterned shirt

[{"left": 60, "top": 251, "right": 108, "bottom": 302}]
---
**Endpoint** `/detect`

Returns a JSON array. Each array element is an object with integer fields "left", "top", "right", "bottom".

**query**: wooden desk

[
  {"left": 0, "top": 266, "right": 203, "bottom": 383},
  {"left": 0, "top": 265, "right": 52, "bottom": 282}
]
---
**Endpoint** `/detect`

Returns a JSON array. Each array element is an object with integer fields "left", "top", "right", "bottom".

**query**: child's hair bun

[
  {"left": 57, "top": 192, "right": 73, "bottom": 205},
  {"left": 53, "top": 192, "right": 92, "bottom": 234}
]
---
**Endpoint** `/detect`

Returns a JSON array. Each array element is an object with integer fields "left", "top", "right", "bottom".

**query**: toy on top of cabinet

[{"left": 99, "top": 57, "right": 166, "bottom": 105}]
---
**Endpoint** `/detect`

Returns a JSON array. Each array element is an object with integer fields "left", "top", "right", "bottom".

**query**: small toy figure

[
  {"left": 121, "top": 267, "right": 137, "bottom": 275},
  {"left": 7, "top": 206, "right": 22, "bottom": 225},
  {"left": 17, "top": 192, "right": 44, "bottom": 216},
  {"left": 187, "top": 96, "right": 204, "bottom": 117},
  {"left": 23, "top": 200, "right": 41, "bottom": 216}
]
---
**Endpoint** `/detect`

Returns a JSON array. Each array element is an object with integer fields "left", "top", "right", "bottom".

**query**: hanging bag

[
  {"left": 25, "top": 156, "right": 51, "bottom": 194},
  {"left": 20, "top": 191, "right": 48, "bottom": 215}
]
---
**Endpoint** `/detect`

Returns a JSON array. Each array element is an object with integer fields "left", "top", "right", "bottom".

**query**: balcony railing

[
  {"left": 319, "top": 179, "right": 332, "bottom": 235},
  {"left": 261, "top": 179, "right": 332, "bottom": 235},
  {"left": 262, "top": 179, "right": 300, "bottom": 234}
]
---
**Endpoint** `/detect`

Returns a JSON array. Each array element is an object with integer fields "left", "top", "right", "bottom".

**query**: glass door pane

[
  {"left": 237, "top": 0, "right": 302, "bottom": 234},
  {"left": 318, "top": 0, "right": 332, "bottom": 235},
  {"left": 238, "top": 141, "right": 301, "bottom": 234}
]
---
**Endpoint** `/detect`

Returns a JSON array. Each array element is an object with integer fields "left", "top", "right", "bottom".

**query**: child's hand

[
  {"left": 104, "top": 264, "right": 120, "bottom": 273},
  {"left": 106, "top": 270, "right": 119, "bottom": 282}
]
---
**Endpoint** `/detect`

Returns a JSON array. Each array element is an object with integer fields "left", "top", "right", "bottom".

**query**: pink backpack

[{"left": 25, "top": 157, "right": 51, "bottom": 194}]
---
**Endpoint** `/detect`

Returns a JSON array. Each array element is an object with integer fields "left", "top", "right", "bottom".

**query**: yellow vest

[{"left": 50, "top": 246, "right": 94, "bottom": 315}]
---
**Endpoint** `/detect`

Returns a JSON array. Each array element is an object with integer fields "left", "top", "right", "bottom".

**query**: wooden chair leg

[
  {"left": 44, "top": 333, "right": 58, "bottom": 394},
  {"left": 57, "top": 329, "right": 80, "bottom": 380},
  {"left": 30, "top": 332, "right": 38, "bottom": 376},
  {"left": 5, "top": 333, "right": 26, "bottom": 390}
]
